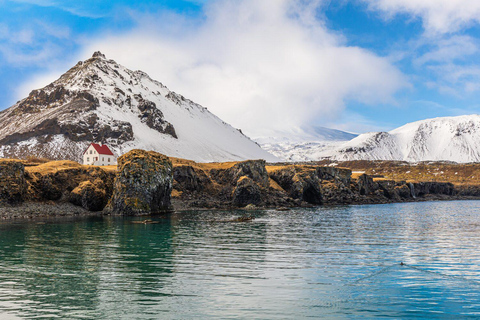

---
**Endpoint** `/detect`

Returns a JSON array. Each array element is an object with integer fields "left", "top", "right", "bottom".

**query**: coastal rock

[
  {"left": 317, "top": 167, "right": 352, "bottom": 186},
  {"left": 215, "top": 160, "right": 270, "bottom": 188},
  {"left": 412, "top": 182, "right": 454, "bottom": 197},
  {"left": 377, "top": 180, "right": 401, "bottom": 200},
  {"left": 25, "top": 161, "right": 114, "bottom": 202},
  {"left": 356, "top": 174, "right": 378, "bottom": 195},
  {"left": 0, "top": 160, "right": 27, "bottom": 205},
  {"left": 173, "top": 165, "right": 210, "bottom": 192},
  {"left": 233, "top": 177, "right": 262, "bottom": 207},
  {"left": 105, "top": 149, "right": 173, "bottom": 215},
  {"left": 69, "top": 179, "right": 107, "bottom": 211},
  {"left": 39, "top": 175, "right": 63, "bottom": 200},
  {"left": 394, "top": 183, "right": 412, "bottom": 199},
  {"left": 269, "top": 166, "right": 322, "bottom": 205}
]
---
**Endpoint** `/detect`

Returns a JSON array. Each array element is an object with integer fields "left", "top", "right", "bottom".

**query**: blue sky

[{"left": 2, "top": 0, "right": 480, "bottom": 136}]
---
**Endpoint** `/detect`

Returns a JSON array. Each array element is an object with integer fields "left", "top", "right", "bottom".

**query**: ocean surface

[{"left": 1, "top": 201, "right": 480, "bottom": 319}]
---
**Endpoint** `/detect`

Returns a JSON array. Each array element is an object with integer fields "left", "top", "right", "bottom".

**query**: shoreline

[{"left": 2, "top": 196, "right": 480, "bottom": 221}]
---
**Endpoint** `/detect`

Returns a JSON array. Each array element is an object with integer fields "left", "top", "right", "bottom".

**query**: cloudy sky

[{"left": 1, "top": 0, "right": 480, "bottom": 137}]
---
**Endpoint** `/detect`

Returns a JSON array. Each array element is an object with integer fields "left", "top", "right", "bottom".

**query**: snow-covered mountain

[
  {"left": 0, "top": 52, "right": 278, "bottom": 162},
  {"left": 329, "top": 115, "right": 480, "bottom": 163},
  {"left": 256, "top": 126, "right": 357, "bottom": 162}
]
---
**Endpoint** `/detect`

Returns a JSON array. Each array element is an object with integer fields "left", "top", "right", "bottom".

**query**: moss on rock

[{"left": 105, "top": 149, "right": 173, "bottom": 215}]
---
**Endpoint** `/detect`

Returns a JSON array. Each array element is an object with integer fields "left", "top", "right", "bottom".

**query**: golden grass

[
  {"left": 25, "top": 160, "right": 83, "bottom": 175},
  {"left": 269, "top": 178, "right": 285, "bottom": 191},
  {"left": 171, "top": 189, "right": 183, "bottom": 198},
  {"left": 318, "top": 160, "right": 480, "bottom": 186}
]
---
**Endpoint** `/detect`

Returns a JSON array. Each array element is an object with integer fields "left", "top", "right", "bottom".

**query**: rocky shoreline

[{"left": 1, "top": 150, "right": 480, "bottom": 219}]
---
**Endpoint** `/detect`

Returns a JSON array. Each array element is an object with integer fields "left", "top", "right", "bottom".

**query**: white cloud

[
  {"left": 0, "top": 21, "right": 71, "bottom": 66},
  {"left": 415, "top": 35, "right": 478, "bottom": 66},
  {"left": 77, "top": 0, "right": 406, "bottom": 136},
  {"left": 364, "top": 0, "right": 480, "bottom": 34}
]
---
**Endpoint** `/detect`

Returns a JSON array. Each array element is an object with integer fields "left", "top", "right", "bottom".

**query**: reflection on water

[{"left": 1, "top": 201, "right": 480, "bottom": 319}]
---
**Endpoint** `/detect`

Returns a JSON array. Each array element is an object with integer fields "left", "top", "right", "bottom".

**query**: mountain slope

[
  {"left": 329, "top": 115, "right": 480, "bottom": 163},
  {"left": 0, "top": 52, "right": 278, "bottom": 162},
  {"left": 256, "top": 126, "right": 357, "bottom": 162}
]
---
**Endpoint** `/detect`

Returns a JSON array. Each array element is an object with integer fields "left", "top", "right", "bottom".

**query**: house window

[
  {"left": 87, "top": 157, "right": 89, "bottom": 162},
  {"left": 90, "top": 150, "right": 93, "bottom": 154},
  {"left": 108, "top": 158, "right": 110, "bottom": 162},
  {"left": 102, "top": 157, "right": 104, "bottom": 161}
]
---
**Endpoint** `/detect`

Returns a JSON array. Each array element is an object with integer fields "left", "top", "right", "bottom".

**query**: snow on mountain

[
  {"left": 329, "top": 115, "right": 480, "bottom": 163},
  {"left": 0, "top": 51, "right": 278, "bottom": 162},
  {"left": 255, "top": 126, "right": 357, "bottom": 162}
]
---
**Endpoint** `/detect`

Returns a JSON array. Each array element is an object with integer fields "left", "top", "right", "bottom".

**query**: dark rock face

[
  {"left": 136, "top": 97, "right": 177, "bottom": 139},
  {"left": 269, "top": 166, "right": 322, "bottom": 205},
  {"left": 39, "top": 175, "right": 63, "bottom": 201},
  {"left": 105, "top": 150, "right": 173, "bottom": 215},
  {"left": 233, "top": 177, "right": 262, "bottom": 207},
  {"left": 412, "top": 182, "right": 454, "bottom": 197},
  {"left": 0, "top": 160, "right": 27, "bottom": 205},
  {"left": 317, "top": 167, "right": 351, "bottom": 186},
  {"left": 357, "top": 174, "right": 378, "bottom": 195},
  {"left": 26, "top": 162, "right": 114, "bottom": 205},
  {"left": 394, "top": 183, "right": 412, "bottom": 199},
  {"left": 219, "top": 160, "right": 270, "bottom": 188},
  {"left": 173, "top": 165, "right": 210, "bottom": 192},
  {"left": 69, "top": 179, "right": 107, "bottom": 211}
]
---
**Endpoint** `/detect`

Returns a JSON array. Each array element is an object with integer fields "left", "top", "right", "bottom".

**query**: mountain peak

[
  {"left": 0, "top": 52, "right": 278, "bottom": 163},
  {"left": 328, "top": 114, "right": 480, "bottom": 163},
  {"left": 92, "top": 51, "right": 106, "bottom": 59}
]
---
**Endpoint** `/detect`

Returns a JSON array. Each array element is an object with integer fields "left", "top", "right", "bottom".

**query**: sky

[{"left": 2, "top": 0, "right": 480, "bottom": 137}]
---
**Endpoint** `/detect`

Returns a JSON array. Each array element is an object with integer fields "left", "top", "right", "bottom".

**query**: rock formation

[
  {"left": 105, "top": 150, "right": 173, "bottom": 215},
  {"left": 0, "top": 160, "right": 27, "bottom": 205}
]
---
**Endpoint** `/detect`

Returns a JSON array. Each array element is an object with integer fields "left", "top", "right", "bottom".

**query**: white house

[{"left": 83, "top": 143, "right": 116, "bottom": 166}]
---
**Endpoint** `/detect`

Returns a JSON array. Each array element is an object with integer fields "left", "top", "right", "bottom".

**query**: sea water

[{"left": 1, "top": 200, "right": 480, "bottom": 319}]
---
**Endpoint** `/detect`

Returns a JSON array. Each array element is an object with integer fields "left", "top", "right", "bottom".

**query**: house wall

[{"left": 83, "top": 146, "right": 116, "bottom": 166}]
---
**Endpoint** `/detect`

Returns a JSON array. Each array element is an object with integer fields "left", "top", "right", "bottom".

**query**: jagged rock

[
  {"left": 357, "top": 174, "right": 378, "bottom": 195},
  {"left": 233, "top": 177, "right": 262, "bottom": 207},
  {"left": 394, "top": 183, "right": 412, "bottom": 199},
  {"left": 321, "top": 182, "right": 356, "bottom": 204},
  {"left": 25, "top": 161, "right": 114, "bottom": 202},
  {"left": 39, "top": 175, "right": 63, "bottom": 200},
  {"left": 105, "top": 150, "right": 173, "bottom": 215},
  {"left": 69, "top": 179, "right": 107, "bottom": 211},
  {"left": 269, "top": 166, "right": 322, "bottom": 205},
  {"left": 377, "top": 180, "right": 401, "bottom": 200},
  {"left": 216, "top": 160, "right": 270, "bottom": 188},
  {"left": 0, "top": 160, "right": 27, "bottom": 205},
  {"left": 412, "top": 182, "right": 454, "bottom": 197},
  {"left": 317, "top": 167, "right": 352, "bottom": 186},
  {"left": 173, "top": 165, "right": 210, "bottom": 192}
]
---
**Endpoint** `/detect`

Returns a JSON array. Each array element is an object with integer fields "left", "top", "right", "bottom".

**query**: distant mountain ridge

[
  {"left": 256, "top": 126, "right": 357, "bottom": 162},
  {"left": 0, "top": 51, "right": 278, "bottom": 162},
  {"left": 328, "top": 115, "right": 480, "bottom": 163}
]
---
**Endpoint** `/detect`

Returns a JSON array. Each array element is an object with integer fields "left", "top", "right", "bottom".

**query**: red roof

[{"left": 83, "top": 143, "right": 114, "bottom": 156}]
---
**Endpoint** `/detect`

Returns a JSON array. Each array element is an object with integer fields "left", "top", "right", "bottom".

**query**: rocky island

[{"left": 1, "top": 149, "right": 480, "bottom": 219}]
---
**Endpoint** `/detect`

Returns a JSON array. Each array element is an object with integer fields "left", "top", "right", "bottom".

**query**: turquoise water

[{"left": 1, "top": 201, "right": 480, "bottom": 319}]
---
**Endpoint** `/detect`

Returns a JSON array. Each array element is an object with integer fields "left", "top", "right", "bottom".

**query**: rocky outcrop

[
  {"left": 411, "top": 182, "right": 454, "bottom": 197},
  {"left": 25, "top": 161, "right": 114, "bottom": 204},
  {"left": 213, "top": 160, "right": 270, "bottom": 188},
  {"left": 69, "top": 179, "right": 108, "bottom": 211},
  {"left": 173, "top": 165, "right": 210, "bottom": 192},
  {"left": 233, "top": 177, "right": 262, "bottom": 207},
  {"left": 105, "top": 150, "right": 173, "bottom": 215},
  {"left": 0, "top": 160, "right": 27, "bottom": 205},
  {"left": 317, "top": 167, "right": 351, "bottom": 186},
  {"left": 1, "top": 151, "right": 477, "bottom": 216},
  {"left": 357, "top": 174, "right": 378, "bottom": 196},
  {"left": 269, "top": 166, "right": 322, "bottom": 205}
]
